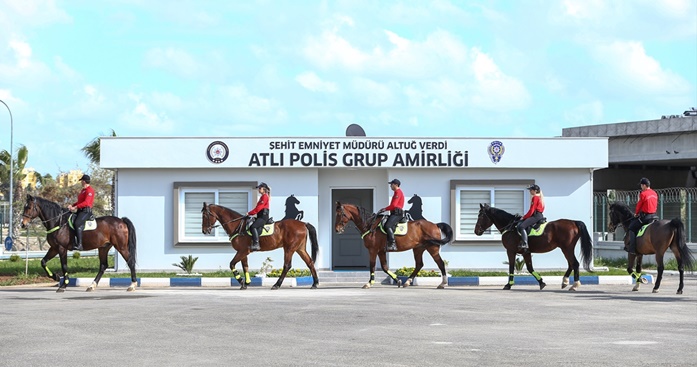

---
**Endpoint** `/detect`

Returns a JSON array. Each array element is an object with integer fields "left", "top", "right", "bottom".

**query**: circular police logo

[
  {"left": 488, "top": 140, "right": 505, "bottom": 164},
  {"left": 206, "top": 141, "right": 229, "bottom": 164}
]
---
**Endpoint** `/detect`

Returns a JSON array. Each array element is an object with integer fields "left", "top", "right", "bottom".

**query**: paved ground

[{"left": 1, "top": 275, "right": 695, "bottom": 367}]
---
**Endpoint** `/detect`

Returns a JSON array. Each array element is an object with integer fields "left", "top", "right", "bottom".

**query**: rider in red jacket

[
  {"left": 626, "top": 177, "right": 658, "bottom": 254},
  {"left": 247, "top": 182, "right": 270, "bottom": 251},
  {"left": 380, "top": 179, "right": 404, "bottom": 252},
  {"left": 67, "top": 174, "right": 95, "bottom": 251},
  {"left": 517, "top": 184, "right": 545, "bottom": 251}
]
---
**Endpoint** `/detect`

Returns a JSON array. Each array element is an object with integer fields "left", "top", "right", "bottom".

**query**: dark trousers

[
  {"left": 385, "top": 209, "right": 403, "bottom": 244},
  {"left": 250, "top": 209, "right": 269, "bottom": 243},
  {"left": 627, "top": 213, "right": 657, "bottom": 252},
  {"left": 73, "top": 208, "right": 92, "bottom": 246},
  {"left": 517, "top": 211, "right": 543, "bottom": 246}
]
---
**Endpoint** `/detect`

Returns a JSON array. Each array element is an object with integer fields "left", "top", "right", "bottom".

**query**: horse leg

[
  {"left": 376, "top": 250, "right": 401, "bottom": 288},
  {"left": 87, "top": 248, "right": 110, "bottom": 292},
  {"left": 229, "top": 251, "right": 246, "bottom": 289},
  {"left": 670, "top": 245, "right": 685, "bottom": 294},
  {"left": 563, "top": 249, "right": 581, "bottom": 291},
  {"left": 522, "top": 252, "right": 546, "bottom": 290},
  {"left": 503, "top": 250, "right": 516, "bottom": 290},
  {"left": 57, "top": 251, "right": 70, "bottom": 293},
  {"left": 631, "top": 254, "right": 646, "bottom": 291},
  {"left": 403, "top": 248, "right": 425, "bottom": 288},
  {"left": 652, "top": 253, "right": 665, "bottom": 293},
  {"left": 272, "top": 251, "right": 293, "bottom": 290},
  {"left": 40, "top": 248, "right": 60, "bottom": 282},
  {"left": 241, "top": 257, "right": 251, "bottom": 290},
  {"left": 426, "top": 246, "right": 448, "bottom": 289},
  {"left": 295, "top": 249, "right": 319, "bottom": 289}
]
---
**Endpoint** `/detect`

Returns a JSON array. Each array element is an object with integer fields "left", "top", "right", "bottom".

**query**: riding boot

[
  {"left": 73, "top": 227, "right": 84, "bottom": 251},
  {"left": 250, "top": 228, "right": 261, "bottom": 251},
  {"left": 626, "top": 231, "right": 637, "bottom": 255},
  {"left": 385, "top": 228, "right": 397, "bottom": 251},
  {"left": 518, "top": 230, "right": 528, "bottom": 251}
]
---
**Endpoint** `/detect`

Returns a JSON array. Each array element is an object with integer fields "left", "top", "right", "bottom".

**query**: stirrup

[
  {"left": 386, "top": 243, "right": 397, "bottom": 251},
  {"left": 250, "top": 242, "right": 261, "bottom": 251}
]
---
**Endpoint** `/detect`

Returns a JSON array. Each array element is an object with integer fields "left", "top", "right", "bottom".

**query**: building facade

[{"left": 101, "top": 136, "right": 607, "bottom": 272}]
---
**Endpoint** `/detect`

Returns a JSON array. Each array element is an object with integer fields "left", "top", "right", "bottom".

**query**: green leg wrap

[
  {"left": 531, "top": 271, "right": 542, "bottom": 281},
  {"left": 370, "top": 272, "right": 375, "bottom": 285},
  {"left": 387, "top": 270, "right": 397, "bottom": 281},
  {"left": 245, "top": 272, "right": 251, "bottom": 284},
  {"left": 44, "top": 266, "right": 53, "bottom": 277},
  {"left": 233, "top": 270, "right": 242, "bottom": 281},
  {"left": 508, "top": 274, "right": 515, "bottom": 285}
]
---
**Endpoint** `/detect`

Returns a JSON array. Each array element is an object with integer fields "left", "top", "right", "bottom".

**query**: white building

[{"left": 100, "top": 136, "right": 608, "bottom": 272}]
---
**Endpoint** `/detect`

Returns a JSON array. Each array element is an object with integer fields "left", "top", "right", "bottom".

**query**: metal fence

[{"left": 593, "top": 187, "right": 697, "bottom": 243}]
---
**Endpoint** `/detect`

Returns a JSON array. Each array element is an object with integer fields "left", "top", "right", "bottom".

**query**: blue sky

[{"left": 1, "top": 0, "right": 695, "bottom": 176}]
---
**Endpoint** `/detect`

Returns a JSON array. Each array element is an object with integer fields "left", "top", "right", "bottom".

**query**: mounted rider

[
  {"left": 625, "top": 177, "right": 658, "bottom": 254},
  {"left": 380, "top": 179, "right": 404, "bottom": 252},
  {"left": 67, "top": 174, "right": 94, "bottom": 251},
  {"left": 517, "top": 184, "right": 545, "bottom": 251},
  {"left": 247, "top": 182, "right": 270, "bottom": 251}
]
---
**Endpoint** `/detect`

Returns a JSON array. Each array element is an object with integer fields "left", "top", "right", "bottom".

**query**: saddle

[
  {"left": 518, "top": 217, "right": 547, "bottom": 237},
  {"left": 245, "top": 217, "right": 275, "bottom": 237},
  {"left": 637, "top": 219, "right": 658, "bottom": 237},
  {"left": 378, "top": 214, "right": 409, "bottom": 236},
  {"left": 68, "top": 213, "right": 97, "bottom": 231}
]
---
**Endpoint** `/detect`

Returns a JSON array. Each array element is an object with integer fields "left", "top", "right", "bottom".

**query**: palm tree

[
  {"left": 0, "top": 145, "right": 30, "bottom": 243},
  {"left": 82, "top": 130, "right": 117, "bottom": 215}
]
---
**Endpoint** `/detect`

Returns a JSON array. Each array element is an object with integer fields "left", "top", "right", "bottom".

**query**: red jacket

[
  {"left": 73, "top": 185, "right": 95, "bottom": 209},
  {"left": 248, "top": 193, "right": 270, "bottom": 215},
  {"left": 635, "top": 188, "right": 658, "bottom": 215},
  {"left": 522, "top": 195, "right": 544, "bottom": 219},
  {"left": 384, "top": 188, "right": 404, "bottom": 211}
]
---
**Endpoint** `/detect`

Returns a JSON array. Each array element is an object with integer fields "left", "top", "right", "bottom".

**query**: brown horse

[
  {"left": 20, "top": 195, "right": 138, "bottom": 292},
  {"left": 201, "top": 202, "right": 319, "bottom": 289},
  {"left": 474, "top": 203, "right": 593, "bottom": 291},
  {"left": 334, "top": 202, "right": 453, "bottom": 289},
  {"left": 608, "top": 202, "right": 694, "bottom": 294}
]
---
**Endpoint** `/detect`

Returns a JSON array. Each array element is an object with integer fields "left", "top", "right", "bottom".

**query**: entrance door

[{"left": 332, "top": 189, "right": 373, "bottom": 269}]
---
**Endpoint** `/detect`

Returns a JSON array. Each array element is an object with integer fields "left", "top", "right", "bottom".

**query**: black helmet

[
  {"left": 526, "top": 184, "right": 540, "bottom": 192},
  {"left": 79, "top": 174, "right": 91, "bottom": 183},
  {"left": 388, "top": 179, "right": 401, "bottom": 186},
  {"left": 639, "top": 177, "right": 650, "bottom": 186},
  {"left": 255, "top": 182, "right": 270, "bottom": 191}
]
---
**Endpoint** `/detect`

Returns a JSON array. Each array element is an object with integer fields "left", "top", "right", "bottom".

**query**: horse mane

[
  {"left": 215, "top": 204, "right": 244, "bottom": 218},
  {"left": 610, "top": 201, "right": 632, "bottom": 215},
  {"left": 34, "top": 196, "right": 66, "bottom": 219},
  {"left": 357, "top": 206, "right": 376, "bottom": 224},
  {"left": 486, "top": 205, "right": 518, "bottom": 223}
]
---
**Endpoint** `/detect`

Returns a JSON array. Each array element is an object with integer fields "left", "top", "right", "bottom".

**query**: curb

[{"left": 63, "top": 275, "right": 654, "bottom": 288}]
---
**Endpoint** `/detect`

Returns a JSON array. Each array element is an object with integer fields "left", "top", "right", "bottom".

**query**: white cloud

[
  {"left": 295, "top": 71, "right": 337, "bottom": 93},
  {"left": 351, "top": 77, "right": 395, "bottom": 107},
  {"left": 564, "top": 101, "right": 604, "bottom": 126},
  {"left": 144, "top": 47, "right": 201, "bottom": 78},
  {"left": 121, "top": 93, "right": 175, "bottom": 133},
  {"left": 217, "top": 84, "right": 288, "bottom": 125},
  {"left": 592, "top": 40, "right": 690, "bottom": 94}
]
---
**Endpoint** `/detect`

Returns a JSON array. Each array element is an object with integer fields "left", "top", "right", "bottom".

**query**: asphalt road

[{"left": 1, "top": 276, "right": 696, "bottom": 367}]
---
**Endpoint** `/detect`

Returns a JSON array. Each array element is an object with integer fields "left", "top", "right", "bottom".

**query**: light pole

[{"left": 0, "top": 99, "right": 13, "bottom": 251}]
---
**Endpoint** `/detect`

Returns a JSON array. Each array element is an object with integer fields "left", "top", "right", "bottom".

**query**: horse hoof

[
  {"left": 437, "top": 284, "right": 446, "bottom": 289},
  {"left": 86, "top": 287, "right": 94, "bottom": 292},
  {"left": 632, "top": 288, "right": 639, "bottom": 292},
  {"left": 311, "top": 284, "right": 318, "bottom": 289},
  {"left": 56, "top": 288, "right": 65, "bottom": 293},
  {"left": 503, "top": 284, "right": 512, "bottom": 290},
  {"left": 568, "top": 287, "right": 577, "bottom": 292},
  {"left": 362, "top": 284, "right": 371, "bottom": 289},
  {"left": 652, "top": 289, "right": 659, "bottom": 293},
  {"left": 127, "top": 286, "right": 136, "bottom": 292},
  {"left": 640, "top": 277, "right": 648, "bottom": 284},
  {"left": 271, "top": 285, "right": 280, "bottom": 290},
  {"left": 676, "top": 290, "right": 683, "bottom": 295},
  {"left": 395, "top": 279, "right": 402, "bottom": 288},
  {"left": 539, "top": 282, "right": 546, "bottom": 290}
]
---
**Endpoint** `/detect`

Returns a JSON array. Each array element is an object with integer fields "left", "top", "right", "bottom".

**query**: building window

[
  {"left": 451, "top": 180, "right": 531, "bottom": 242},
  {"left": 174, "top": 181, "right": 256, "bottom": 246}
]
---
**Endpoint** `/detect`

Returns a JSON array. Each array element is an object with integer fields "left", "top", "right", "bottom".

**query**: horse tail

[
  {"left": 574, "top": 221, "right": 593, "bottom": 272},
  {"left": 305, "top": 222, "right": 319, "bottom": 263},
  {"left": 122, "top": 217, "right": 137, "bottom": 267},
  {"left": 426, "top": 222, "right": 453, "bottom": 246},
  {"left": 670, "top": 218, "right": 695, "bottom": 272}
]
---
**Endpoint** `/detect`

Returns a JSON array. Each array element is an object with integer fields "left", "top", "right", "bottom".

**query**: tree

[
  {"left": 0, "top": 145, "right": 30, "bottom": 240},
  {"left": 82, "top": 130, "right": 117, "bottom": 216}
]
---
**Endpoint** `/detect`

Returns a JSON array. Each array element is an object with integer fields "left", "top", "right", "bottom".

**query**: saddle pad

[
  {"left": 379, "top": 222, "right": 408, "bottom": 236},
  {"left": 69, "top": 216, "right": 97, "bottom": 231},
  {"left": 247, "top": 224, "right": 275, "bottom": 237},
  {"left": 529, "top": 222, "right": 548, "bottom": 237},
  {"left": 637, "top": 224, "right": 649, "bottom": 237}
]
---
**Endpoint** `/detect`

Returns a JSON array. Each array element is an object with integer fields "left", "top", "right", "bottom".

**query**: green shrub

[
  {"left": 266, "top": 268, "right": 310, "bottom": 277},
  {"left": 394, "top": 266, "right": 440, "bottom": 277},
  {"left": 72, "top": 251, "right": 81, "bottom": 259},
  {"left": 9, "top": 254, "right": 21, "bottom": 262},
  {"left": 172, "top": 255, "right": 199, "bottom": 274}
]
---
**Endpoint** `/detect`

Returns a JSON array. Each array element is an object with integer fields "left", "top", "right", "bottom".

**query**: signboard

[{"left": 4, "top": 236, "right": 12, "bottom": 251}]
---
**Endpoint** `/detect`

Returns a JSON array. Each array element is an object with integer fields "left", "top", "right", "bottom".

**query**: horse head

[
  {"left": 608, "top": 202, "right": 633, "bottom": 232},
  {"left": 20, "top": 194, "right": 40, "bottom": 228},
  {"left": 474, "top": 203, "right": 495, "bottom": 235},
  {"left": 286, "top": 194, "right": 300, "bottom": 206},
  {"left": 201, "top": 202, "right": 218, "bottom": 235},
  {"left": 334, "top": 202, "right": 353, "bottom": 234}
]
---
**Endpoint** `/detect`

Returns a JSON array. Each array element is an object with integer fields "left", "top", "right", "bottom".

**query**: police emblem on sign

[
  {"left": 488, "top": 140, "right": 505, "bottom": 164},
  {"left": 206, "top": 141, "right": 229, "bottom": 164}
]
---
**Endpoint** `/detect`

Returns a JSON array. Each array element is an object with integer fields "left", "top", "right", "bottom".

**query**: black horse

[
  {"left": 407, "top": 194, "right": 425, "bottom": 221},
  {"left": 20, "top": 195, "right": 138, "bottom": 292},
  {"left": 609, "top": 202, "right": 694, "bottom": 294},
  {"left": 283, "top": 194, "right": 304, "bottom": 220}
]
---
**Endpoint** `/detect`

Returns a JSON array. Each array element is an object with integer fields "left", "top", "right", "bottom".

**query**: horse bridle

[
  {"left": 23, "top": 199, "right": 70, "bottom": 227},
  {"left": 202, "top": 205, "right": 245, "bottom": 233},
  {"left": 477, "top": 208, "right": 518, "bottom": 234}
]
